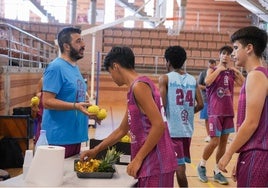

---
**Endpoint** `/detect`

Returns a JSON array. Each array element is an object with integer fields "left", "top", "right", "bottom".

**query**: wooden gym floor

[
  {"left": 5, "top": 104, "right": 237, "bottom": 187},
  {"left": 93, "top": 104, "right": 237, "bottom": 188}
]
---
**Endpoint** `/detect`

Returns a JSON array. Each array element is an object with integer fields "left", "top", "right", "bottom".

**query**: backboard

[{"left": 155, "top": 0, "right": 167, "bottom": 22}]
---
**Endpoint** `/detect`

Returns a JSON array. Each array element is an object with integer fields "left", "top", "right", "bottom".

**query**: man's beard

[{"left": 69, "top": 45, "right": 84, "bottom": 61}]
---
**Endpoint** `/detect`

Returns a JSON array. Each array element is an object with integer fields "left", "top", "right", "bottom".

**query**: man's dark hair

[
  {"left": 231, "top": 26, "right": 267, "bottom": 57},
  {"left": 57, "top": 27, "right": 81, "bottom": 53},
  {"left": 103, "top": 46, "right": 135, "bottom": 71},
  {"left": 219, "top": 45, "right": 233, "bottom": 55},
  {"left": 164, "top": 45, "right": 187, "bottom": 69}
]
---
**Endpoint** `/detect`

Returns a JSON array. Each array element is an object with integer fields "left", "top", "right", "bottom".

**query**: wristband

[{"left": 73, "top": 102, "right": 76, "bottom": 109}]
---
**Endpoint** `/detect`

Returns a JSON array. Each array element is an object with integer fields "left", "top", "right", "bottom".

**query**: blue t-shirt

[
  {"left": 42, "top": 57, "right": 88, "bottom": 145},
  {"left": 166, "top": 71, "right": 196, "bottom": 138}
]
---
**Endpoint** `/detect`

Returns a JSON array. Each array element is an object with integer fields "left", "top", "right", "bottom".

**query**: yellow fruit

[
  {"left": 121, "top": 135, "right": 130, "bottom": 143},
  {"left": 75, "top": 159, "right": 101, "bottom": 173},
  {"left": 31, "top": 96, "right": 40, "bottom": 105},
  {"left": 87, "top": 105, "right": 100, "bottom": 114},
  {"left": 97, "top": 108, "right": 107, "bottom": 120}
]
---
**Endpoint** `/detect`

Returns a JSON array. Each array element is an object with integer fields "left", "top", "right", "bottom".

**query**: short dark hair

[
  {"left": 57, "top": 27, "right": 81, "bottom": 53},
  {"left": 231, "top": 26, "right": 267, "bottom": 57},
  {"left": 219, "top": 45, "right": 233, "bottom": 55},
  {"left": 164, "top": 46, "right": 187, "bottom": 69},
  {"left": 103, "top": 46, "right": 135, "bottom": 71},
  {"left": 208, "top": 59, "right": 216, "bottom": 64}
]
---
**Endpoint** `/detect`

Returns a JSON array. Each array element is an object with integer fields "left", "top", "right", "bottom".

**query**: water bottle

[{"left": 35, "top": 129, "right": 48, "bottom": 153}]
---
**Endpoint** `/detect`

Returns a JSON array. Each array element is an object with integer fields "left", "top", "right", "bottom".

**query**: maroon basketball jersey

[
  {"left": 127, "top": 76, "right": 177, "bottom": 178},
  {"left": 237, "top": 67, "right": 268, "bottom": 152},
  {"left": 206, "top": 68, "right": 235, "bottom": 116}
]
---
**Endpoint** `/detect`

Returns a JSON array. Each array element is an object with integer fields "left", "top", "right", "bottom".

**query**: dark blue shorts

[{"left": 199, "top": 102, "right": 208, "bottom": 119}]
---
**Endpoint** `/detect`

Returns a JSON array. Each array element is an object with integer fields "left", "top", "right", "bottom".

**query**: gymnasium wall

[
  {"left": 0, "top": 0, "right": 251, "bottom": 114},
  {"left": 0, "top": 69, "right": 42, "bottom": 115}
]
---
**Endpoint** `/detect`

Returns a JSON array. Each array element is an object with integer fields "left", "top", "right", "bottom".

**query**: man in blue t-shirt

[{"left": 42, "top": 27, "right": 97, "bottom": 158}]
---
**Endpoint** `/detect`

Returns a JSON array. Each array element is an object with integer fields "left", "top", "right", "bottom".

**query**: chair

[{"left": 0, "top": 115, "right": 31, "bottom": 155}]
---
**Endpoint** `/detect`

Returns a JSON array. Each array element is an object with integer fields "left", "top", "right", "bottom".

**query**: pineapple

[
  {"left": 74, "top": 146, "right": 123, "bottom": 173},
  {"left": 97, "top": 147, "right": 123, "bottom": 172}
]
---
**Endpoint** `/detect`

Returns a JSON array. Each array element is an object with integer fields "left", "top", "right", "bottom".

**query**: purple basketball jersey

[
  {"left": 206, "top": 68, "right": 235, "bottom": 116},
  {"left": 127, "top": 76, "right": 177, "bottom": 178},
  {"left": 237, "top": 67, "right": 268, "bottom": 152}
]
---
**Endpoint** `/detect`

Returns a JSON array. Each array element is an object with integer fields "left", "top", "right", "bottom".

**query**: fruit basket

[{"left": 74, "top": 147, "right": 122, "bottom": 179}]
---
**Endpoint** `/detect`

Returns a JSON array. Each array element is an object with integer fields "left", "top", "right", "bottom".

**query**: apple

[
  {"left": 97, "top": 108, "right": 107, "bottom": 120},
  {"left": 31, "top": 96, "right": 40, "bottom": 106}
]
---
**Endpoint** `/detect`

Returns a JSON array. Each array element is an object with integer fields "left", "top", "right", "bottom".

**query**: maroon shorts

[
  {"left": 171, "top": 138, "right": 191, "bottom": 164},
  {"left": 58, "top": 143, "right": 81, "bottom": 158},
  {"left": 208, "top": 116, "right": 234, "bottom": 137},
  {"left": 237, "top": 150, "right": 268, "bottom": 187},
  {"left": 137, "top": 171, "right": 175, "bottom": 187}
]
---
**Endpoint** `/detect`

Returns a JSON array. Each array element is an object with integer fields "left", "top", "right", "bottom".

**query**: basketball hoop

[
  {"left": 166, "top": 17, "right": 179, "bottom": 21},
  {"left": 166, "top": 17, "right": 182, "bottom": 36}
]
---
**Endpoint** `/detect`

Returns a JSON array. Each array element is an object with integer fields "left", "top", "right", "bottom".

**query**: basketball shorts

[
  {"left": 137, "top": 171, "right": 175, "bottom": 187},
  {"left": 59, "top": 143, "right": 81, "bottom": 158},
  {"left": 171, "top": 138, "right": 191, "bottom": 165},
  {"left": 208, "top": 116, "right": 234, "bottom": 137},
  {"left": 237, "top": 150, "right": 268, "bottom": 187}
]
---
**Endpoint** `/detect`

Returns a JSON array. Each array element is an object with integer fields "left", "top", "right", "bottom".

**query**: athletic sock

[
  {"left": 200, "top": 159, "right": 206, "bottom": 167},
  {"left": 214, "top": 164, "right": 221, "bottom": 174}
]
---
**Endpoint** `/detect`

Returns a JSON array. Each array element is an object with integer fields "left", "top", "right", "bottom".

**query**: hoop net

[{"left": 166, "top": 17, "right": 181, "bottom": 36}]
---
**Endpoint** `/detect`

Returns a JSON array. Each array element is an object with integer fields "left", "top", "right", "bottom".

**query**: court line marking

[{"left": 189, "top": 163, "right": 214, "bottom": 188}]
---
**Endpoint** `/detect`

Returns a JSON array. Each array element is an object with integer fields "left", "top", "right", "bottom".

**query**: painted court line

[{"left": 189, "top": 163, "right": 215, "bottom": 188}]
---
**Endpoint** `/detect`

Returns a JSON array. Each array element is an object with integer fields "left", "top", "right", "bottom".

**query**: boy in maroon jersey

[
  {"left": 80, "top": 46, "right": 177, "bottom": 187},
  {"left": 218, "top": 26, "right": 268, "bottom": 187},
  {"left": 197, "top": 45, "right": 244, "bottom": 185}
]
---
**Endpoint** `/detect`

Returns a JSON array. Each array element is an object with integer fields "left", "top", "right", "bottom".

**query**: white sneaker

[{"left": 204, "top": 136, "right": 211, "bottom": 142}]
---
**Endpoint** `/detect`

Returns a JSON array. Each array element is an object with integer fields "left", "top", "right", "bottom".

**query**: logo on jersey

[
  {"left": 224, "top": 75, "right": 229, "bottom": 86},
  {"left": 181, "top": 109, "right": 189, "bottom": 125},
  {"left": 209, "top": 123, "right": 214, "bottom": 131},
  {"left": 217, "top": 87, "right": 231, "bottom": 98}
]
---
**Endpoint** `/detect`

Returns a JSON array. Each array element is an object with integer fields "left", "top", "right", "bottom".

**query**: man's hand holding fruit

[{"left": 85, "top": 104, "right": 107, "bottom": 123}]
